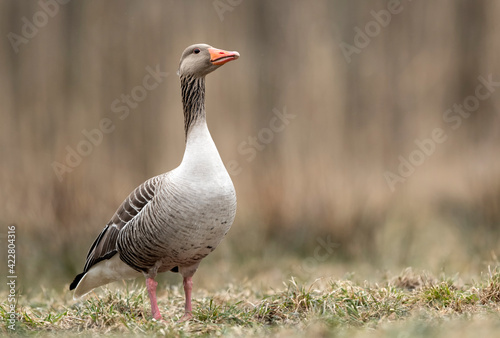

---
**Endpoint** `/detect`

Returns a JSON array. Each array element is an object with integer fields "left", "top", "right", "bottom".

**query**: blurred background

[{"left": 1, "top": 0, "right": 499, "bottom": 293}]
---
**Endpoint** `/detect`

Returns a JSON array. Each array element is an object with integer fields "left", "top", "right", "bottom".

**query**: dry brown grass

[{"left": 2, "top": 267, "right": 500, "bottom": 337}]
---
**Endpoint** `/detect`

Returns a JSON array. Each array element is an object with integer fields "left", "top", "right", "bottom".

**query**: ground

[{"left": 1, "top": 266, "right": 500, "bottom": 337}]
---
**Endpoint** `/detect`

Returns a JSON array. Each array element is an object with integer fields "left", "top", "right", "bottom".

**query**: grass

[{"left": 1, "top": 267, "right": 500, "bottom": 337}]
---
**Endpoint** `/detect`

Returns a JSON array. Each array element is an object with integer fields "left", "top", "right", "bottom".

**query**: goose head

[{"left": 177, "top": 43, "right": 240, "bottom": 78}]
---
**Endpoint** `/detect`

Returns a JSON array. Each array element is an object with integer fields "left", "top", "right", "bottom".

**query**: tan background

[{"left": 1, "top": 0, "right": 499, "bottom": 291}]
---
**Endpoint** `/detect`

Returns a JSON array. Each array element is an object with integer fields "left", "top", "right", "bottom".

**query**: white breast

[{"left": 152, "top": 120, "right": 237, "bottom": 263}]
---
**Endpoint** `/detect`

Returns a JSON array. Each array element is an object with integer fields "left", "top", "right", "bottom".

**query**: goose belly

[{"left": 158, "top": 186, "right": 237, "bottom": 263}]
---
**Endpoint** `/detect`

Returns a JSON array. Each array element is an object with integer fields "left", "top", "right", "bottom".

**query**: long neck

[
  {"left": 179, "top": 74, "right": 222, "bottom": 171},
  {"left": 181, "top": 75, "right": 206, "bottom": 138}
]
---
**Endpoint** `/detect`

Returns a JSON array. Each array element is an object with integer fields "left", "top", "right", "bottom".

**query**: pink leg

[
  {"left": 146, "top": 278, "right": 162, "bottom": 320},
  {"left": 180, "top": 276, "right": 193, "bottom": 321}
]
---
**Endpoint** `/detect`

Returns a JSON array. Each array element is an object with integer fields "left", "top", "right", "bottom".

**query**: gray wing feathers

[{"left": 82, "top": 176, "right": 160, "bottom": 273}]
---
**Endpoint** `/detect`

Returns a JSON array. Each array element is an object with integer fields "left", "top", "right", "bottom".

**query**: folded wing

[{"left": 69, "top": 175, "right": 161, "bottom": 290}]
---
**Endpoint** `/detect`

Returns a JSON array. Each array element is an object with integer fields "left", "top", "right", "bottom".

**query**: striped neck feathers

[{"left": 180, "top": 75, "right": 206, "bottom": 138}]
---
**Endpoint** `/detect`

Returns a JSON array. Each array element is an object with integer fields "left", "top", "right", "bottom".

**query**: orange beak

[{"left": 208, "top": 47, "right": 240, "bottom": 65}]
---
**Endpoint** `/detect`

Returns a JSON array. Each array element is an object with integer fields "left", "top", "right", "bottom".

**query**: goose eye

[{"left": 193, "top": 48, "right": 201, "bottom": 54}]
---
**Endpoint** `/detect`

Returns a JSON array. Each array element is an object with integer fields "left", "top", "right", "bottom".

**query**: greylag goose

[{"left": 70, "top": 44, "right": 239, "bottom": 321}]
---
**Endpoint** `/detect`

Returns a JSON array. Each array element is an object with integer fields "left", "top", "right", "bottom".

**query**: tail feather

[
  {"left": 71, "top": 255, "right": 141, "bottom": 299},
  {"left": 69, "top": 272, "right": 85, "bottom": 290}
]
